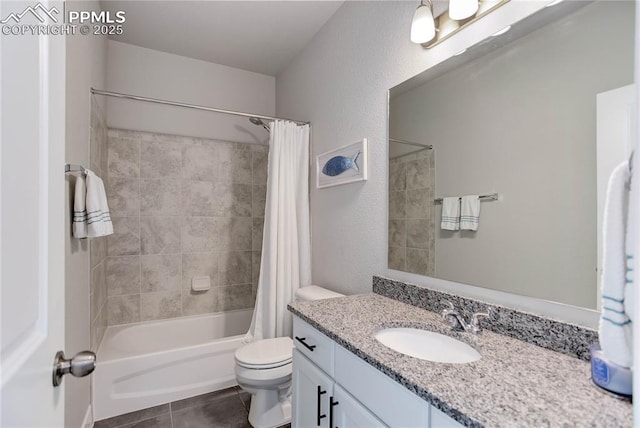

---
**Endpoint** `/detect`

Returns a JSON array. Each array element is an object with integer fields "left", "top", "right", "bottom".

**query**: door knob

[{"left": 52, "top": 350, "right": 96, "bottom": 387}]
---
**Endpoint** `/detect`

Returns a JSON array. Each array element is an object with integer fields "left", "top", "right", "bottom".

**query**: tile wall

[
  {"left": 104, "top": 129, "right": 267, "bottom": 325},
  {"left": 388, "top": 148, "right": 435, "bottom": 276},
  {"left": 89, "top": 96, "right": 109, "bottom": 350}
]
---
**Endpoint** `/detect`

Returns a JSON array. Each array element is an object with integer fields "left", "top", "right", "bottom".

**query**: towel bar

[
  {"left": 65, "top": 164, "right": 87, "bottom": 174},
  {"left": 434, "top": 193, "right": 498, "bottom": 204}
]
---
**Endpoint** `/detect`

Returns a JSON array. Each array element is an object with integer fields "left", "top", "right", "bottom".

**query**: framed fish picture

[{"left": 316, "top": 139, "right": 368, "bottom": 189}]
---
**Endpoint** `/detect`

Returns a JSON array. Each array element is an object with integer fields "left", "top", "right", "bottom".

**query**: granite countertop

[{"left": 288, "top": 293, "right": 632, "bottom": 427}]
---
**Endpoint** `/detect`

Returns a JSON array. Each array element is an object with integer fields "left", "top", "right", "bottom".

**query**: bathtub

[{"left": 93, "top": 309, "right": 253, "bottom": 421}]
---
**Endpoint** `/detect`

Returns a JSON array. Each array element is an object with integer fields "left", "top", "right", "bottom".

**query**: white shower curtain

[{"left": 245, "top": 120, "right": 311, "bottom": 341}]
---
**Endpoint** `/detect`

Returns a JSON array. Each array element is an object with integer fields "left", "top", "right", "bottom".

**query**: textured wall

[
  {"left": 276, "top": 1, "right": 422, "bottom": 296},
  {"left": 104, "top": 128, "right": 266, "bottom": 325}
]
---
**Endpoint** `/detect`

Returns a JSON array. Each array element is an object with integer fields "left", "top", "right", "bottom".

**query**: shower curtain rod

[
  {"left": 90, "top": 88, "right": 310, "bottom": 126},
  {"left": 389, "top": 137, "right": 433, "bottom": 149}
]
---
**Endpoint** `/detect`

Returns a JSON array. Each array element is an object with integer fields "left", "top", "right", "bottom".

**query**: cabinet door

[
  {"left": 331, "top": 384, "right": 386, "bottom": 428},
  {"left": 293, "top": 348, "right": 334, "bottom": 428},
  {"left": 430, "top": 406, "right": 464, "bottom": 428}
]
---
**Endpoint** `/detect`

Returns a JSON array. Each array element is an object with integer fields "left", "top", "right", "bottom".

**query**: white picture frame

[{"left": 316, "top": 139, "right": 368, "bottom": 189}]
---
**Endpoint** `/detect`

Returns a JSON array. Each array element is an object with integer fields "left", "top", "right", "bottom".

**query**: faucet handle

[
  {"left": 441, "top": 300, "right": 455, "bottom": 318},
  {"left": 470, "top": 311, "right": 490, "bottom": 334},
  {"left": 442, "top": 300, "right": 455, "bottom": 311}
]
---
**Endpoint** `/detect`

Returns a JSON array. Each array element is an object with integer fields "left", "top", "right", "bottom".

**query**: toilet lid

[{"left": 235, "top": 337, "right": 293, "bottom": 368}]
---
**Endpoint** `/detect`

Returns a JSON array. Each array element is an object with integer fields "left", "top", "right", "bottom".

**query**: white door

[
  {"left": 0, "top": 0, "right": 66, "bottom": 426},
  {"left": 292, "top": 349, "right": 334, "bottom": 428},
  {"left": 596, "top": 84, "right": 636, "bottom": 309},
  {"left": 331, "top": 385, "right": 385, "bottom": 428}
]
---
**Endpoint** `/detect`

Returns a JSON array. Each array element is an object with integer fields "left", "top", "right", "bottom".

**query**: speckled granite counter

[{"left": 288, "top": 294, "right": 632, "bottom": 427}]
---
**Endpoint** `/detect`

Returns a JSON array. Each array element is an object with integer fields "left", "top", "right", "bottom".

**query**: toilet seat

[
  {"left": 235, "top": 337, "right": 293, "bottom": 370},
  {"left": 236, "top": 358, "right": 292, "bottom": 370},
  {"left": 235, "top": 360, "right": 292, "bottom": 386}
]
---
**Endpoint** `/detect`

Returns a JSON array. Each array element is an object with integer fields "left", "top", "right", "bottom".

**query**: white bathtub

[{"left": 93, "top": 309, "right": 253, "bottom": 421}]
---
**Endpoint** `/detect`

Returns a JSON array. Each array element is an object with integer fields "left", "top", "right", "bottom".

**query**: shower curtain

[{"left": 246, "top": 120, "right": 311, "bottom": 341}]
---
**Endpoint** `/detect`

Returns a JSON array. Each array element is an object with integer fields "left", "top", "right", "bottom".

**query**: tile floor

[{"left": 94, "top": 386, "right": 274, "bottom": 428}]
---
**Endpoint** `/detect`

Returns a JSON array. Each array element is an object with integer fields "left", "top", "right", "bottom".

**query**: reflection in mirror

[
  {"left": 389, "top": 139, "right": 435, "bottom": 276},
  {"left": 388, "top": 1, "right": 635, "bottom": 309}
]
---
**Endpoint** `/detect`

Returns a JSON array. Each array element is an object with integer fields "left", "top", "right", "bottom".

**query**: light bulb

[
  {"left": 411, "top": 1, "right": 436, "bottom": 44},
  {"left": 449, "top": 0, "right": 479, "bottom": 20}
]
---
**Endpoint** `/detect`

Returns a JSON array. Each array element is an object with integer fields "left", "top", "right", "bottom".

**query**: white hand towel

[
  {"left": 72, "top": 173, "right": 88, "bottom": 238},
  {"left": 599, "top": 160, "right": 632, "bottom": 368},
  {"left": 623, "top": 161, "right": 635, "bottom": 323},
  {"left": 441, "top": 197, "right": 460, "bottom": 231},
  {"left": 460, "top": 195, "right": 481, "bottom": 231},
  {"left": 72, "top": 170, "right": 113, "bottom": 239}
]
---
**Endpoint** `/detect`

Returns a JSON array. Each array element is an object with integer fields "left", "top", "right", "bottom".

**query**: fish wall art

[
  {"left": 316, "top": 139, "right": 368, "bottom": 188},
  {"left": 322, "top": 151, "right": 360, "bottom": 176}
]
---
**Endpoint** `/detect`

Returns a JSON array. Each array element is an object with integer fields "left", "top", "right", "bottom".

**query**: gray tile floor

[{"left": 94, "top": 387, "right": 255, "bottom": 428}]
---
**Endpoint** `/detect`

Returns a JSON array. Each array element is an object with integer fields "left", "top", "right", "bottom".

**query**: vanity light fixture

[
  {"left": 491, "top": 25, "right": 511, "bottom": 36},
  {"left": 449, "top": 0, "right": 478, "bottom": 20},
  {"left": 437, "top": 13, "right": 460, "bottom": 40},
  {"left": 411, "top": 0, "right": 436, "bottom": 44},
  {"left": 414, "top": 0, "right": 509, "bottom": 49}
]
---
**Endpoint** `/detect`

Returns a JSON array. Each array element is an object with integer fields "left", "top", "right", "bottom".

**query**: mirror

[{"left": 388, "top": 1, "right": 635, "bottom": 309}]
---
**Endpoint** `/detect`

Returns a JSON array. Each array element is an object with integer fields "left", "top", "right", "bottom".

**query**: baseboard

[{"left": 81, "top": 405, "right": 93, "bottom": 428}]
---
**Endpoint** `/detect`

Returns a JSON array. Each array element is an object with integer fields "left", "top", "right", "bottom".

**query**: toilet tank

[{"left": 295, "top": 285, "right": 344, "bottom": 302}]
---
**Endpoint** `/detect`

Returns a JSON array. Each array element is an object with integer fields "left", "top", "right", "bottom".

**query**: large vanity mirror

[{"left": 388, "top": 1, "right": 635, "bottom": 309}]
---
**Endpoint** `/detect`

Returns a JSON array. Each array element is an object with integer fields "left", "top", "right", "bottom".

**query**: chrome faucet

[{"left": 441, "top": 300, "right": 490, "bottom": 335}]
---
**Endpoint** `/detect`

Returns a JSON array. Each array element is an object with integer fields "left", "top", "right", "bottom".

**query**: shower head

[{"left": 249, "top": 117, "right": 270, "bottom": 132}]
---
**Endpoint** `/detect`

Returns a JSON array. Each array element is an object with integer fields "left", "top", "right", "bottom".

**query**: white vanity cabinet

[{"left": 292, "top": 317, "right": 464, "bottom": 428}]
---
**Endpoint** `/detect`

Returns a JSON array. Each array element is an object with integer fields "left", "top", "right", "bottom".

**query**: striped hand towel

[
  {"left": 73, "top": 170, "right": 113, "bottom": 238},
  {"left": 441, "top": 197, "right": 460, "bottom": 231},
  {"left": 599, "top": 160, "right": 632, "bottom": 368},
  {"left": 460, "top": 195, "right": 480, "bottom": 231}
]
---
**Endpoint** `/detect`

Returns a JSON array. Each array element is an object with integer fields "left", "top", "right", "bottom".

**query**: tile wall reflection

[{"left": 388, "top": 149, "right": 435, "bottom": 276}]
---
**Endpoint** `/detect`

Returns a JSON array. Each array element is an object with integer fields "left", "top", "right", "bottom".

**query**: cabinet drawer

[
  {"left": 293, "top": 317, "right": 335, "bottom": 376},
  {"left": 335, "top": 345, "right": 429, "bottom": 428}
]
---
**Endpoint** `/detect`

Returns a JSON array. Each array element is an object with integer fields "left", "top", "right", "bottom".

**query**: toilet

[{"left": 235, "top": 285, "right": 344, "bottom": 428}]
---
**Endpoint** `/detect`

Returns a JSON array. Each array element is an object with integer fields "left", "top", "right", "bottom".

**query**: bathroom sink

[{"left": 374, "top": 328, "right": 481, "bottom": 364}]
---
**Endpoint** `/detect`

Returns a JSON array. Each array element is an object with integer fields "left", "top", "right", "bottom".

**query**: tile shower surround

[
  {"left": 104, "top": 128, "right": 267, "bottom": 325},
  {"left": 89, "top": 96, "right": 109, "bottom": 351},
  {"left": 388, "top": 149, "right": 435, "bottom": 276}
]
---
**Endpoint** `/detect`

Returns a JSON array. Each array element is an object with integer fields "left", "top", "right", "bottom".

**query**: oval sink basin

[{"left": 375, "top": 328, "right": 481, "bottom": 364}]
